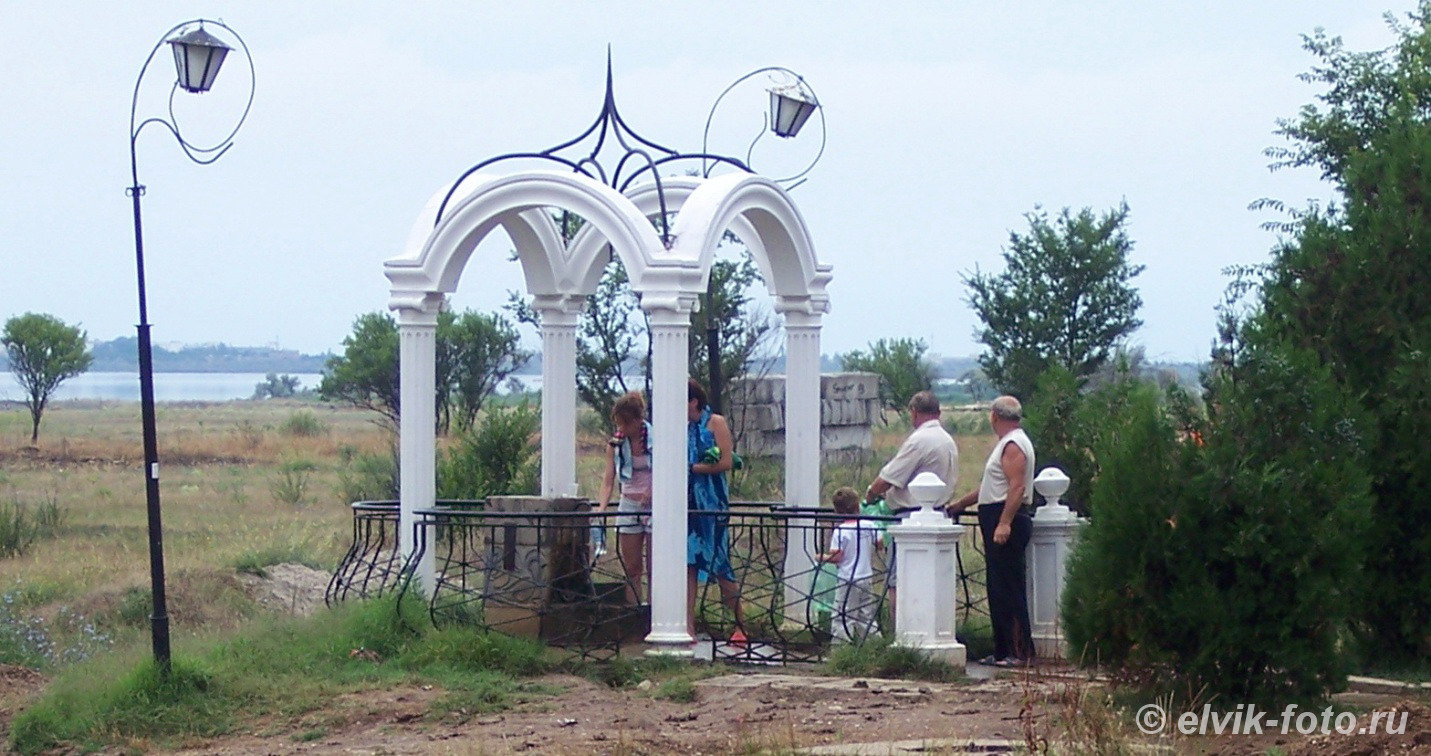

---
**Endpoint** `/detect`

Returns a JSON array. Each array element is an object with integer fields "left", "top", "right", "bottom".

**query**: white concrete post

[
  {"left": 889, "top": 471, "right": 966, "bottom": 666},
  {"left": 1027, "top": 467, "right": 1083, "bottom": 658},
  {"left": 396, "top": 294, "right": 443, "bottom": 593},
  {"left": 534, "top": 295, "right": 584, "bottom": 498},
  {"left": 779, "top": 306, "right": 823, "bottom": 615},
  {"left": 644, "top": 299, "right": 696, "bottom": 653}
]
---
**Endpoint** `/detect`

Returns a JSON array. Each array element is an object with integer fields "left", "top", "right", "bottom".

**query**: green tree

[
  {"left": 1245, "top": 6, "right": 1431, "bottom": 660},
  {"left": 509, "top": 237, "right": 774, "bottom": 422},
  {"left": 319, "top": 309, "right": 528, "bottom": 433},
  {"left": 689, "top": 251, "right": 777, "bottom": 411},
  {"left": 439, "top": 310, "right": 531, "bottom": 433},
  {"left": 252, "top": 373, "right": 301, "bottom": 400},
  {"left": 319, "top": 313, "right": 401, "bottom": 428},
  {"left": 964, "top": 204, "right": 1144, "bottom": 401},
  {"left": 2, "top": 313, "right": 93, "bottom": 444},
  {"left": 1062, "top": 342, "right": 1370, "bottom": 706},
  {"left": 838, "top": 338, "right": 936, "bottom": 410}
]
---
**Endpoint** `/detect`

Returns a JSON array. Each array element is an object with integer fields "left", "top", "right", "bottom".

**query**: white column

[
  {"left": 534, "top": 295, "right": 584, "bottom": 498},
  {"left": 889, "top": 472, "right": 966, "bottom": 667},
  {"left": 645, "top": 300, "right": 696, "bottom": 653},
  {"left": 397, "top": 295, "right": 443, "bottom": 594},
  {"left": 1028, "top": 467, "right": 1083, "bottom": 659},
  {"left": 779, "top": 308, "right": 823, "bottom": 614}
]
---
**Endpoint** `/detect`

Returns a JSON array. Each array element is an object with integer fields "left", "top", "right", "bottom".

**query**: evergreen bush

[
  {"left": 437, "top": 403, "right": 541, "bottom": 499},
  {"left": 1063, "top": 345, "right": 1371, "bottom": 706}
]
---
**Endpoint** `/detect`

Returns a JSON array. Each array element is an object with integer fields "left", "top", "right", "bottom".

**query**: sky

[{"left": 0, "top": 1, "right": 1404, "bottom": 364}]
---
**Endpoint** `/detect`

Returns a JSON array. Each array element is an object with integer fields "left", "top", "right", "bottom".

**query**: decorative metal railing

[{"left": 329, "top": 499, "right": 989, "bottom": 663}]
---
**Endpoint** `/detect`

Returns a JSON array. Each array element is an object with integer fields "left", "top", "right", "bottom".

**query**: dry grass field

[{"left": 1, "top": 399, "right": 994, "bottom": 642}]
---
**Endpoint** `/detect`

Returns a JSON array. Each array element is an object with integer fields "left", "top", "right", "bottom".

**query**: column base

[
  {"left": 892, "top": 639, "right": 967, "bottom": 668},
  {"left": 644, "top": 629, "right": 696, "bottom": 658},
  {"left": 1032, "top": 634, "right": 1067, "bottom": 660}
]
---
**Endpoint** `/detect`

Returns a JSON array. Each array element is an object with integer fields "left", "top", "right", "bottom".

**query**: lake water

[
  {"left": 0, "top": 372, "right": 547, "bottom": 403},
  {"left": 0, "top": 373, "right": 325, "bottom": 403}
]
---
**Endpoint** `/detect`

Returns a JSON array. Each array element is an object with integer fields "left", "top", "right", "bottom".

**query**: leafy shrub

[
  {"left": 1062, "top": 348, "right": 1370, "bottom": 706},
  {"left": 437, "top": 403, "right": 540, "bottom": 499},
  {"left": 278, "top": 410, "right": 326, "bottom": 438},
  {"left": 335, "top": 450, "right": 398, "bottom": 503},
  {"left": 269, "top": 458, "right": 318, "bottom": 505}
]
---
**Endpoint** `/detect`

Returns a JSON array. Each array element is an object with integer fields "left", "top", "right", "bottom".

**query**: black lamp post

[
  {"left": 128, "top": 19, "right": 253, "bottom": 671},
  {"left": 700, "top": 68, "right": 825, "bottom": 412}
]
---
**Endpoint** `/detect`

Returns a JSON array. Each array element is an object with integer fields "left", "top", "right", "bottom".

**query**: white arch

[
  {"left": 665, "top": 173, "right": 824, "bottom": 301},
  {"left": 384, "top": 171, "right": 666, "bottom": 308},
  {"left": 565, "top": 177, "right": 776, "bottom": 297}
]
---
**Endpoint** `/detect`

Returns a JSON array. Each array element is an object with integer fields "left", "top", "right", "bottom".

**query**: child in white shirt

[{"left": 818, "top": 487, "right": 879, "bottom": 643}]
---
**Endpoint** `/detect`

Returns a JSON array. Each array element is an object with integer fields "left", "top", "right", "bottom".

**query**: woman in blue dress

[{"left": 686, "top": 379, "right": 748, "bottom": 644}]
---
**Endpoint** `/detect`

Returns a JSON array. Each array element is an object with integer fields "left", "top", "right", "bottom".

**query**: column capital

[
  {"left": 393, "top": 292, "right": 445, "bottom": 326},
  {"left": 532, "top": 294, "right": 587, "bottom": 328},
  {"left": 643, "top": 292, "right": 699, "bottom": 327},
  {"left": 775, "top": 294, "right": 830, "bottom": 326}
]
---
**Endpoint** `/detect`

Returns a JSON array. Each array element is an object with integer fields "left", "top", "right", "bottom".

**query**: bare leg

[
  {"left": 716, "top": 576, "right": 746, "bottom": 633},
  {"left": 618, "top": 531, "right": 645, "bottom": 604},
  {"left": 687, "top": 567, "right": 699, "bottom": 636}
]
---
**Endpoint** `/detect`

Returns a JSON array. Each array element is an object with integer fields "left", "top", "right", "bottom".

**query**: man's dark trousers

[{"left": 978, "top": 502, "right": 1034, "bottom": 661}]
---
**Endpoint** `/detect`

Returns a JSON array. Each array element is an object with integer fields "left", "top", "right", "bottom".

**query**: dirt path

[{"left": 165, "top": 670, "right": 1061, "bottom": 755}]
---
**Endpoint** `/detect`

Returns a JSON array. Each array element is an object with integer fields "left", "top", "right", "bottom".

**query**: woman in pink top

[{"left": 598, "top": 391, "right": 653, "bottom": 605}]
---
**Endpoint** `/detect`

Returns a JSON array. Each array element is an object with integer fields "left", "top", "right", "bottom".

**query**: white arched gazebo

[{"left": 382, "top": 75, "right": 831, "bottom": 654}]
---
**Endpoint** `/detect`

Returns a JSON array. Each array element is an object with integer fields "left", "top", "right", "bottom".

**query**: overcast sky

[{"left": 0, "top": 1, "right": 1402, "bottom": 364}]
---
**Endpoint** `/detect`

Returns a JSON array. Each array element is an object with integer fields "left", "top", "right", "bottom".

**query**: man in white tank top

[{"left": 948, "top": 395, "right": 1036, "bottom": 666}]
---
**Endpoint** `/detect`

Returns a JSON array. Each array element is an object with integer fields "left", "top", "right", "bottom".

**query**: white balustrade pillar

[
  {"left": 645, "top": 301, "right": 695, "bottom": 653},
  {"left": 1028, "top": 467, "right": 1084, "bottom": 658},
  {"left": 780, "top": 308, "right": 823, "bottom": 615},
  {"left": 535, "top": 295, "right": 584, "bottom": 498},
  {"left": 396, "top": 295, "right": 443, "bottom": 594},
  {"left": 889, "top": 472, "right": 966, "bottom": 666}
]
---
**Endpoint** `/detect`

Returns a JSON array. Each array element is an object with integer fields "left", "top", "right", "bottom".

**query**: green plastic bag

[
  {"left": 861, "top": 497, "right": 893, "bottom": 543},
  {"left": 810, "top": 562, "right": 840, "bottom": 614}
]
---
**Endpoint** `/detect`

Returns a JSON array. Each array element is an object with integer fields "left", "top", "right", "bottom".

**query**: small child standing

[{"left": 818, "top": 487, "right": 879, "bottom": 643}]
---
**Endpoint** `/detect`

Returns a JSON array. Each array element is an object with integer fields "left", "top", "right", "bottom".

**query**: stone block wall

[{"left": 728, "top": 372, "right": 882, "bottom": 466}]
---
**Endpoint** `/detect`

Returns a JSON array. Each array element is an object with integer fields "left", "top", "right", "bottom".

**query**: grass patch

[
  {"left": 0, "top": 495, "right": 65, "bottom": 558},
  {"left": 8, "top": 595, "right": 557, "bottom": 754},
  {"left": 279, "top": 410, "right": 327, "bottom": 438},
  {"left": 232, "top": 544, "right": 326, "bottom": 576},
  {"left": 823, "top": 634, "right": 963, "bottom": 683},
  {"left": 651, "top": 677, "right": 697, "bottom": 702}
]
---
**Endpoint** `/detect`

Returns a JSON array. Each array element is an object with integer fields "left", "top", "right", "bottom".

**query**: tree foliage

[
  {"left": 319, "top": 309, "right": 529, "bottom": 433},
  {"left": 689, "top": 251, "right": 777, "bottom": 411},
  {"left": 1245, "top": 5, "right": 1431, "bottom": 659},
  {"left": 1062, "top": 344, "right": 1370, "bottom": 706},
  {"left": 2, "top": 313, "right": 93, "bottom": 444},
  {"left": 964, "top": 204, "right": 1144, "bottom": 401},
  {"left": 838, "top": 338, "right": 936, "bottom": 410},
  {"left": 508, "top": 233, "right": 774, "bottom": 422}
]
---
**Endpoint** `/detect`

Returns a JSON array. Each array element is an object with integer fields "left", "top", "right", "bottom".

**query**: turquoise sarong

[{"left": 688, "top": 407, "right": 735, "bottom": 583}]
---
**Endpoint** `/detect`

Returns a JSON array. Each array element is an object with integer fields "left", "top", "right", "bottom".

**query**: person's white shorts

[{"left": 615, "top": 497, "right": 652, "bottom": 535}]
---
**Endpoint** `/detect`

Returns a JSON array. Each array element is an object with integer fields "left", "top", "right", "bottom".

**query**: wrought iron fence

[{"left": 329, "top": 499, "right": 989, "bottom": 664}]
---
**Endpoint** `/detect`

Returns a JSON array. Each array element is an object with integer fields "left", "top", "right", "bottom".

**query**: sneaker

[
  {"left": 994, "top": 657, "right": 1034, "bottom": 668},
  {"left": 728, "top": 628, "right": 749, "bottom": 647},
  {"left": 977, "top": 655, "right": 1001, "bottom": 665}
]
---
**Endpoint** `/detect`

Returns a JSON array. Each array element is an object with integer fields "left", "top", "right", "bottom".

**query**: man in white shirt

[
  {"left": 949, "top": 395, "right": 1036, "bottom": 666},
  {"left": 863, "top": 391, "right": 959, "bottom": 622}
]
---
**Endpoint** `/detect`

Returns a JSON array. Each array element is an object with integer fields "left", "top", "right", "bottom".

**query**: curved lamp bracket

[{"left": 129, "top": 19, "right": 255, "bottom": 186}]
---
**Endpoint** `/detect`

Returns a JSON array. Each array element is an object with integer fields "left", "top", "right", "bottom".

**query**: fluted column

[
  {"left": 779, "top": 306, "right": 824, "bottom": 613},
  {"left": 644, "top": 297, "right": 697, "bottom": 653},
  {"left": 397, "top": 294, "right": 443, "bottom": 593},
  {"left": 534, "top": 295, "right": 584, "bottom": 498}
]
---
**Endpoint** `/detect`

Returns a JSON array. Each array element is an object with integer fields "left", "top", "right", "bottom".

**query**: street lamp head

[
  {"left": 768, "top": 85, "right": 818, "bottom": 138},
  {"left": 167, "top": 25, "right": 232, "bottom": 93}
]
